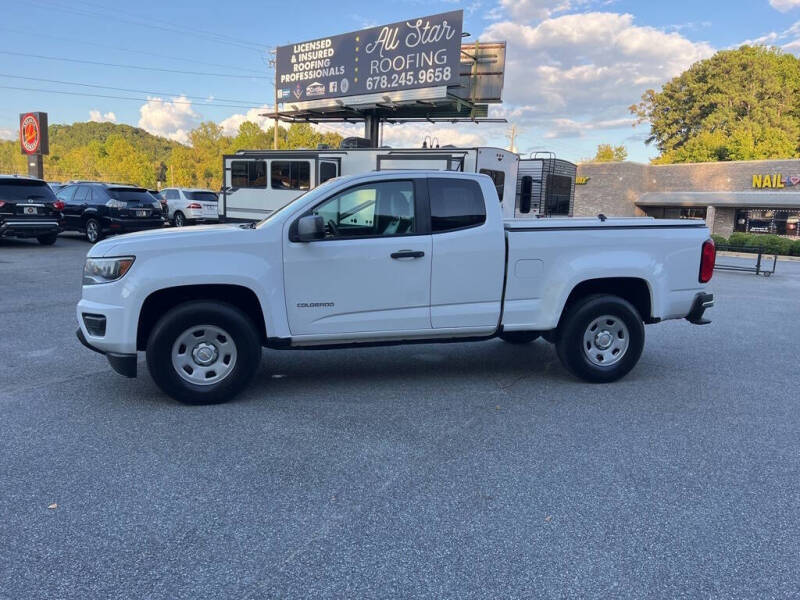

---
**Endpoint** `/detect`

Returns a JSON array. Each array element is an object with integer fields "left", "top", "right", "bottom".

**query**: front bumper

[
  {"left": 1, "top": 219, "right": 60, "bottom": 238},
  {"left": 76, "top": 327, "right": 137, "bottom": 378},
  {"left": 686, "top": 292, "right": 714, "bottom": 325}
]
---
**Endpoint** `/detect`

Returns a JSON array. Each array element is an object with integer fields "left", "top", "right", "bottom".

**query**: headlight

[{"left": 83, "top": 256, "right": 135, "bottom": 285}]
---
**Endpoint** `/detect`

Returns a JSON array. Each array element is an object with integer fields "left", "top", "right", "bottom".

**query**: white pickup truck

[{"left": 76, "top": 171, "right": 716, "bottom": 404}]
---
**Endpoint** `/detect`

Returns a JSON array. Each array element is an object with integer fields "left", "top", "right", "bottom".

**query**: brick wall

[{"left": 574, "top": 158, "right": 800, "bottom": 217}]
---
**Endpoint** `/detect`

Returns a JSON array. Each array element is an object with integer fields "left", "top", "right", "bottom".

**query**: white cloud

[
  {"left": 218, "top": 105, "right": 274, "bottom": 136},
  {"left": 497, "top": 0, "right": 572, "bottom": 21},
  {"left": 0, "top": 127, "right": 16, "bottom": 141},
  {"left": 89, "top": 110, "right": 116, "bottom": 123},
  {"left": 481, "top": 12, "right": 714, "bottom": 122},
  {"left": 542, "top": 117, "right": 637, "bottom": 138},
  {"left": 771, "top": 0, "right": 800, "bottom": 12},
  {"left": 138, "top": 96, "right": 201, "bottom": 144}
]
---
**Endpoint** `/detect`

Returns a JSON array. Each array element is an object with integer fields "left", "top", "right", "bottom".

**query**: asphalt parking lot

[{"left": 1, "top": 234, "right": 799, "bottom": 599}]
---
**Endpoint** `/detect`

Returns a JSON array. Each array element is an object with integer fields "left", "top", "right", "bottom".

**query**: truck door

[
  {"left": 428, "top": 177, "right": 505, "bottom": 328},
  {"left": 283, "top": 177, "right": 432, "bottom": 336}
]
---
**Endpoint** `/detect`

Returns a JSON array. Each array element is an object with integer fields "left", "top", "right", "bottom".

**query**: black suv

[
  {"left": 56, "top": 183, "right": 165, "bottom": 242},
  {"left": 0, "top": 175, "right": 63, "bottom": 245}
]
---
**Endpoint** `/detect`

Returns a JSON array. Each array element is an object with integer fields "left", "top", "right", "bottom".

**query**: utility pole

[
  {"left": 269, "top": 49, "right": 279, "bottom": 150},
  {"left": 507, "top": 124, "right": 517, "bottom": 153}
]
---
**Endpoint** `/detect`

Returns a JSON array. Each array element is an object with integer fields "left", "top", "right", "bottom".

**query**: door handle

[{"left": 391, "top": 250, "right": 425, "bottom": 259}]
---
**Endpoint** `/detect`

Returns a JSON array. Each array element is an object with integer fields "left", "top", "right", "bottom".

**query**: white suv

[{"left": 161, "top": 188, "right": 219, "bottom": 227}]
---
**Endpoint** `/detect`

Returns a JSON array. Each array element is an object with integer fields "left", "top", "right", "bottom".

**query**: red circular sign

[{"left": 20, "top": 113, "right": 40, "bottom": 154}]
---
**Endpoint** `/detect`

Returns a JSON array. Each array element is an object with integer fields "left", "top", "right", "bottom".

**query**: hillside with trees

[
  {"left": 631, "top": 45, "right": 800, "bottom": 164},
  {"left": 0, "top": 120, "right": 343, "bottom": 190}
]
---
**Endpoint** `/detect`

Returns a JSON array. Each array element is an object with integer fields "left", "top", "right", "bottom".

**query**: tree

[
  {"left": 631, "top": 45, "right": 800, "bottom": 163},
  {"left": 592, "top": 144, "right": 628, "bottom": 162}
]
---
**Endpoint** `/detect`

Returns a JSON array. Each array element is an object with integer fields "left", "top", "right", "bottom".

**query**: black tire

[
  {"left": 173, "top": 211, "right": 186, "bottom": 227},
  {"left": 85, "top": 218, "right": 102, "bottom": 243},
  {"left": 541, "top": 330, "right": 559, "bottom": 344},
  {"left": 555, "top": 294, "right": 644, "bottom": 383},
  {"left": 499, "top": 330, "right": 540, "bottom": 344},
  {"left": 146, "top": 301, "right": 262, "bottom": 404},
  {"left": 36, "top": 233, "right": 58, "bottom": 245}
]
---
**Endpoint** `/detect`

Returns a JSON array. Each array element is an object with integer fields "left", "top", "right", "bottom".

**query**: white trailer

[{"left": 220, "top": 147, "right": 522, "bottom": 221}]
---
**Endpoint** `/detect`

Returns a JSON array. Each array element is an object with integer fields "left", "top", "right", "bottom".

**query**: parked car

[
  {"left": 148, "top": 189, "right": 169, "bottom": 217},
  {"left": 56, "top": 182, "right": 164, "bottom": 243},
  {"left": 0, "top": 175, "right": 63, "bottom": 245},
  {"left": 76, "top": 170, "right": 715, "bottom": 404},
  {"left": 161, "top": 188, "right": 219, "bottom": 227}
]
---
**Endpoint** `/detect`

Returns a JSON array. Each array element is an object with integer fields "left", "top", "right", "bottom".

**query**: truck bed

[{"left": 503, "top": 216, "right": 706, "bottom": 230}]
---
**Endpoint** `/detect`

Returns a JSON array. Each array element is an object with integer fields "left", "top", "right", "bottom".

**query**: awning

[{"left": 637, "top": 191, "right": 800, "bottom": 209}]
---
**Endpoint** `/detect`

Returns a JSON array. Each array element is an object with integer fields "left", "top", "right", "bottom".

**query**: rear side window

[
  {"left": 0, "top": 179, "right": 56, "bottom": 202},
  {"left": 164, "top": 189, "right": 179, "bottom": 200},
  {"left": 73, "top": 185, "right": 91, "bottom": 204},
  {"left": 185, "top": 191, "right": 218, "bottom": 202},
  {"left": 231, "top": 160, "right": 267, "bottom": 188},
  {"left": 428, "top": 178, "right": 486, "bottom": 232},
  {"left": 271, "top": 161, "right": 310, "bottom": 190}
]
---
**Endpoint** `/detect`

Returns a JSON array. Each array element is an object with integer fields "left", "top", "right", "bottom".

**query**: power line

[
  {"left": 0, "top": 26, "right": 267, "bottom": 75},
  {"left": 0, "top": 73, "right": 267, "bottom": 108},
  {"left": 29, "top": 0, "right": 269, "bottom": 53},
  {"left": 0, "top": 50, "right": 271, "bottom": 79},
  {"left": 0, "top": 84, "right": 272, "bottom": 110}
]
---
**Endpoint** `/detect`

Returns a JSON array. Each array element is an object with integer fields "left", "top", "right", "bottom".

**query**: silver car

[{"left": 161, "top": 188, "right": 219, "bottom": 227}]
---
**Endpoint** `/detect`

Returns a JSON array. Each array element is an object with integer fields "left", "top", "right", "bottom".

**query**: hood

[{"left": 89, "top": 223, "right": 251, "bottom": 258}]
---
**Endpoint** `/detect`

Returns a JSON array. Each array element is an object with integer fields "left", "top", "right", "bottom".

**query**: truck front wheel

[
  {"left": 555, "top": 294, "right": 644, "bottom": 383},
  {"left": 146, "top": 301, "right": 262, "bottom": 404}
]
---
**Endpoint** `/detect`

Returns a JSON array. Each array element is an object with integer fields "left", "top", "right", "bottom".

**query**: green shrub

[
  {"left": 710, "top": 234, "right": 728, "bottom": 247},
  {"left": 727, "top": 232, "right": 750, "bottom": 248},
  {"left": 791, "top": 240, "right": 800, "bottom": 256}
]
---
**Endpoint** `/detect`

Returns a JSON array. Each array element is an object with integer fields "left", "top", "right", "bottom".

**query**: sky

[{"left": 2, "top": 0, "right": 800, "bottom": 163}]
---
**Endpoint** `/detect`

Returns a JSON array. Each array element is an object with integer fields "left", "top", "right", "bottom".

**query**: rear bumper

[
  {"left": 0, "top": 219, "right": 60, "bottom": 238},
  {"left": 104, "top": 217, "right": 164, "bottom": 233},
  {"left": 686, "top": 292, "right": 714, "bottom": 325},
  {"left": 76, "top": 328, "right": 137, "bottom": 378}
]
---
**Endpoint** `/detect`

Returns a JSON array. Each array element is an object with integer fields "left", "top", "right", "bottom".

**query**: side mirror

[{"left": 297, "top": 215, "right": 325, "bottom": 242}]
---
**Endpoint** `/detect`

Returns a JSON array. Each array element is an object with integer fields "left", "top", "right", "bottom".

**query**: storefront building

[{"left": 573, "top": 159, "right": 800, "bottom": 237}]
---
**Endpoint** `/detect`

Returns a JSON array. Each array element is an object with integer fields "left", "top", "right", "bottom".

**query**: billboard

[
  {"left": 19, "top": 112, "right": 49, "bottom": 155},
  {"left": 276, "top": 10, "right": 463, "bottom": 105}
]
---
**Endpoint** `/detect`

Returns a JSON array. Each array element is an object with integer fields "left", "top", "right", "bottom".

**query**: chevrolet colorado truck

[{"left": 76, "top": 171, "right": 715, "bottom": 404}]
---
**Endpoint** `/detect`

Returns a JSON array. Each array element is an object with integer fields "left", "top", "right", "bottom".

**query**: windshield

[
  {"left": 186, "top": 191, "right": 218, "bottom": 202},
  {"left": 254, "top": 176, "right": 342, "bottom": 228},
  {"left": 108, "top": 188, "right": 160, "bottom": 205},
  {"left": 0, "top": 180, "right": 57, "bottom": 202}
]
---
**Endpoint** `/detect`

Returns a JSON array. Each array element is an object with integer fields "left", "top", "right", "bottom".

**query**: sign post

[{"left": 20, "top": 112, "right": 49, "bottom": 179}]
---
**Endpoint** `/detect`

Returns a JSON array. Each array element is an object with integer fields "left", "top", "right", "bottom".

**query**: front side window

[
  {"left": 231, "top": 160, "right": 267, "bottom": 188},
  {"left": 479, "top": 169, "right": 505, "bottom": 201},
  {"left": 271, "top": 161, "right": 310, "bottom": 191},
  {"left": 429, "top": 178, "right": 486, "bottom": 232},
  {"left": 165, "top": 189, "right": 180, "bottom": 200},
  {"left": 309, "top": 180, "right": 415, "bottom": 239},
  {"left": 73, "top": 185, "right": 91, "bottom": 204},
  {"left": 56, "top": 185, "right": 76, "bottom": 203}
]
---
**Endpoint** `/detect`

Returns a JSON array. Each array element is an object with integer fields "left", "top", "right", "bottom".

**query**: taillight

[
  {"left": 0, "top": 200, "right": 5, "bottom": 208},
  {"left": 53, "top": 201, "right": 65, "bottom": 210},
  {"left": 699, "top": 239, "right": 715, "bottom": 283},
  {"left": 186, "top": 203, "right": 202, "bottom": 209}
]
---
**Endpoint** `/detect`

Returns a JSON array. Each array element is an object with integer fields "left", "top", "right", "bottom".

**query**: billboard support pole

[
  {"left": 27, "top": 154, "right": 43, "bottom": 179},
  {"left": 364, "top": 112, "right": 380, "bottom": 148}
]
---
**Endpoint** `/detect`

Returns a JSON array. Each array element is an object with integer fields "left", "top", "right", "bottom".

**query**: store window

[
  {"left": 646, "top": 207, "right": 707, "bottom": 220},
  {"left": 734, "top": 208, "right": 800, "bottom": 236},
  {"left": 231, "top": 160, "right": 267, "bottom": 188},
  {"left": 271, "top": 161, "right": 310, "bottom": 190}
]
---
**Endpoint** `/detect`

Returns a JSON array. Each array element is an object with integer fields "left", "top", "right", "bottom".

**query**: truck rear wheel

[
  {"left": 555, "top": 294, "right": 644, "bottom": 383},
  {"left": 499, "top": 331, "right": 540, "bottom": 344},
  {"left": 146, "top": 301, "right": 262, "bottom": 404}
]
